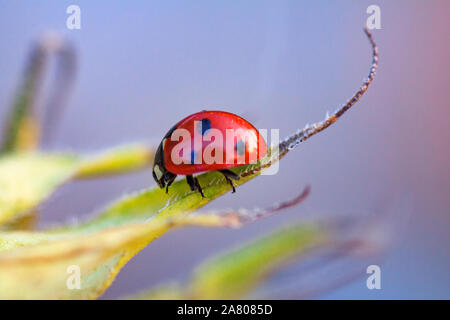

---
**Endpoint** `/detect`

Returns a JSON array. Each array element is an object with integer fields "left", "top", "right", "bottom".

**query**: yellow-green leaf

[
  {"left": 0, "top": 182, "right": 308, "bottom": 299},
  {"left": 0, "top": 144, "right": 154, "bottom": 229},
  {"left": 131, "top": 222, "right": 327, "bottom": 300},
  {"left": 0, "top": 153, "right": 77, "bottom": 228},
  {"left": 75, "top": 144, "right": 153, "bottom": 179},
  {"left": 0, "top": 34, "right": 76, "bottom": 155},
  {"left": 0, "top": 214, "right": 246, "bottom": 299}
]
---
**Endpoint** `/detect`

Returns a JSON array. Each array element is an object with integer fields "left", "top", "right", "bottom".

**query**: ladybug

[{"left": 152, "top": 110, "right": 268, "bottom": 197}]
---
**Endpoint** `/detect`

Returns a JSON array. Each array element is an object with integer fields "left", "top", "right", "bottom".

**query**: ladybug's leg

[
  {"left": 186, "top": 175, "right": 196, "bottom": 191},
  {"left": 186, "top": 175, "right": 205, "bottom": 198},
  {"left": 219, "top": 169, "right": 240, "bottom": 193},
  {"left": 194, "top": 177, "right": 205, "bottom": 198},
  {"left": 165, "top": 174, "right": 176, "bottom": 194}
]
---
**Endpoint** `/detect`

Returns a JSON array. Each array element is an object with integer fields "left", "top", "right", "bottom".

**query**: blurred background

[{"left": 0, "top": 0, "right": 448, "bottom": 299}]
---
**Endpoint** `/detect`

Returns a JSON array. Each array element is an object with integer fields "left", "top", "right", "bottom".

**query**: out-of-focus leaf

[
  {"left": 132, "top": 214, "right": 391, "bottom": 300},
  {"left": 0, "top": 144, "right": 154, "bottom": 229},
  {"left": 0, "top": 210, "right": 40, "bottom": 231},
  {"left": 130, "top": 222, "right": 327, "bottom": 300},
  {"left": 189, "top": 223, "right": 325, "bottom": 299},
  {"left": 0, "top": 214, "right": 246, "bottom": 299},
  {"left": 0, "top": 34, "right": 76, "bottom": 155},
  {"left": 75, "top": 144, "right": 154, "bottom": 179},
  {"left": 0, "top": 46, "right": 45, "bottom": 154},
  {"left": 0, "top": 190, "right": 307, "bottom": 299},
  {"left": 0, "top": 153, "right": 77, "bottom": 228}
]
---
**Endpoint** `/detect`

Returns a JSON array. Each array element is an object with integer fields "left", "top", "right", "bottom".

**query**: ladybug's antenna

[{"left": 278, "top": 26, "right": 379, "bottom": 157}]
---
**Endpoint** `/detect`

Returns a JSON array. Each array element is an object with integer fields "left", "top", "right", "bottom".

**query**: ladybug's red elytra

[{"left": 152, "top": 110, "right": 268, "bottom": 197}]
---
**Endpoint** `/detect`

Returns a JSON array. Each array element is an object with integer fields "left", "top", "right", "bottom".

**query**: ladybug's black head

[
  {"left": 152, "top": 164, "right": 166, "bottom": 188},
  {"left": 152, "top": 141, "right": 176, "bottom": 189},
  {"left": 152, "top": 162, "right": 176, "bottom": 190}
]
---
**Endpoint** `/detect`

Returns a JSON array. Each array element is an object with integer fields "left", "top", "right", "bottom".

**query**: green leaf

[
  {"left": 130, "top": 222, "right": 327, "bottom": 300},
  {"left": 0, "top": 193, "right": 308, "bottom": 299},
  {"left": 0, "top": 144, "right": 154, "bottom": 229},
  {"left": 0, "top": 153, "right": 77, "bottom": 228},
  {"left": 0, "top": 35, "right": 76, "bottom": 155},
  {"left": 189, "top": 223, "right": 325, "bottom": 299},
  {"left": 75, "top": 144, "right": 154, "bottom": 179},
  {"left": 0, "top": 214, "right": 246, "bottom": 299}
]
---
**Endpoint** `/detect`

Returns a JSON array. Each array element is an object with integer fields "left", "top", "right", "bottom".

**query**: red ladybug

[{"left": 152, "top": 110, "right": 268, "bottom": 197}]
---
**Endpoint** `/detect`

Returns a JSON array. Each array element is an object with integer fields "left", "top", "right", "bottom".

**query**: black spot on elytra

[
  {"left": 235, "top": 140, "right": 246, "bottom": 156},
  {"left": 198, "top": 118, "right": 211, "bottom": 136}
]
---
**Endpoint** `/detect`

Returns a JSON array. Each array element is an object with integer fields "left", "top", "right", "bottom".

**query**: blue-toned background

[{"left": 0, "top": 1, "right": 448, "bottom": 299}]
